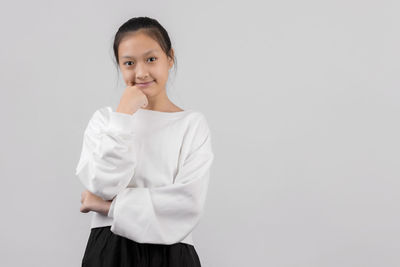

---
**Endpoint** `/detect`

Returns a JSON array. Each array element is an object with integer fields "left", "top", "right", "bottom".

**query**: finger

[
  {"left": 128, "top": 80, "right": 134, "bottom": 86},
  {"left": 80, "top": 205, "right": 89, "bottom": 213}
]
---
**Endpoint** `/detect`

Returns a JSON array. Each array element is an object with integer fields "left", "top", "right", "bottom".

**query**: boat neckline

[
  {"left": 107, "top": 106, "right": 193, "bottom": 117},
  {"left": 138, "top": 108, "right": 191, "bottom": 114}
]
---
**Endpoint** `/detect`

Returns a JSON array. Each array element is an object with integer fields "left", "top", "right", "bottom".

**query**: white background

[{"left": 0, "top": 0, "right": 399, "bottom": 266}]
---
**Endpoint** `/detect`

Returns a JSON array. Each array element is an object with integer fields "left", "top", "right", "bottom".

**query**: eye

[
  {"left": 123, "top": 61, "right": 134, "bottom": 66},
  {"left": 147, "top": 57, "right": 157, "bottom": 62}
]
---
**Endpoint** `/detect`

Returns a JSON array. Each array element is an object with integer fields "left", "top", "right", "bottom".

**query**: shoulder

[
  {"left": 180, "top": 110, "right": 213, "bottom": 150},
  {"left": 180, "top": 110, "right": 214, "bottom": 157},
  {"left": 85, "top": 106, "right": 112, "bottom": 132},
  {"left": 91, "top": 106, "right": 111, "bottom": 121},
  {"left": 184, "top": 110, "right": 211, "bottom": 133}
]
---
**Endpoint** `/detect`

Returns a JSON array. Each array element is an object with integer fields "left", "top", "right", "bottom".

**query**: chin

[{"left": 146, "top": 87, "right": 163, "bottom": 95}]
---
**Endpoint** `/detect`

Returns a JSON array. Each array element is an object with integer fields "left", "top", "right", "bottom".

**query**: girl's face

[{"left": 117, "top": 31, "right": 174, "bottom": 98}]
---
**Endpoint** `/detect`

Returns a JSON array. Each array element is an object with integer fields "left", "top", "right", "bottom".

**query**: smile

[{"left": 136, "top": 80, "right": 154, "bottom": 88}]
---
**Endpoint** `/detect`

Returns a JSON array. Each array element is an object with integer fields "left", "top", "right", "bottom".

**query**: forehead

[{"left": 118, "top": 32, "right": 162, "bottom": 58}]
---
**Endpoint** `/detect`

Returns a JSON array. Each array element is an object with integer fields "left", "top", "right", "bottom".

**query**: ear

[{"left": 168, "top": 48, "right": 175, "bottom": 70}]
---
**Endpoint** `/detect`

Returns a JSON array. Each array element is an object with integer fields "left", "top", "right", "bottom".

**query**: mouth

[{"left": 135, "top": 80, "right": 155, "bottom": 88}]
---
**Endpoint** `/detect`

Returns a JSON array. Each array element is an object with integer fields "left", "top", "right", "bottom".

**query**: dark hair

[{"left": 112, "top": 17, "right": 177, "bottom": 73}]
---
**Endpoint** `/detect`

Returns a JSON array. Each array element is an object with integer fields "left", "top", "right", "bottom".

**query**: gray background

[{"left": 0, "top": 0, "right": 399, "bottom": 266}]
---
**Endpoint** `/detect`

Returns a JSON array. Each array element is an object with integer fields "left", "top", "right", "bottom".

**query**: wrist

[
  {"left": 101, "top": 201, "right": 112, "bottom": 216},
  {"left": 93, "top": 200, "right": 111, "bottom": 216}
]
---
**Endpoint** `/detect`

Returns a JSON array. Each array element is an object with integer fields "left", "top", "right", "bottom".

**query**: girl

[{"left": 75, "top": 17, "right": 214, "bottom": 267}]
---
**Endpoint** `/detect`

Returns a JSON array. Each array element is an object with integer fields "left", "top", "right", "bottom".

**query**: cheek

[
  {"left": 122, "top": 70, "right": 134, "bottom": 82},
  {"left": 153, "top": 68, "right": 169, "bottom": 81}
]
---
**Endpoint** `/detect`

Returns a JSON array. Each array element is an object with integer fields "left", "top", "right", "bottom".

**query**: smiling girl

[{"left": 75, "top": 17, "right": 214, "bottom": 267}]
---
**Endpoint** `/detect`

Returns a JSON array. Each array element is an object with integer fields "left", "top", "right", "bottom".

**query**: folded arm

[
  {"left": 107, "top": 114, "right": 214, "bottom": 244},
  {"left": 75, "top": 107, "right": 138, "bottom": 200}
]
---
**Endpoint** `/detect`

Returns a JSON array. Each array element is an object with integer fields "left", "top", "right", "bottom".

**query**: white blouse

[{"left": 75, "top": 106, "right": 214, "bottom": 246}]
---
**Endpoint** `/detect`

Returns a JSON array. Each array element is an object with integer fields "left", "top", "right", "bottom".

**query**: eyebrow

[{"left": 121, "top": 49, "right": 159, "bottom": 59}]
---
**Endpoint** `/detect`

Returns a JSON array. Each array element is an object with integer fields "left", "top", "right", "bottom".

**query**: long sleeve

[
  {"left": 75, "top": 107, "right": 138, "bottom": 200},
  {"left": 107, "top": 114, "right": 215, "bottom": 245}
]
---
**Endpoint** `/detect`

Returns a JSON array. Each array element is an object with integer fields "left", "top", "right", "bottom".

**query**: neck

[{"left": 143, "top": 89, "right": 178, "bottom": 112}]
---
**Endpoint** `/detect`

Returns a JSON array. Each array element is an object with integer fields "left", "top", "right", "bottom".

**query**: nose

[{"left": 135, "top": 62, "right": 149, "bottom": 81}]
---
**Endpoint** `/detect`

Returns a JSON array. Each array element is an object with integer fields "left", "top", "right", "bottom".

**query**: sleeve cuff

[
  {"left": 108, "top": 111, "right": 135, "bottom": 134},
  {"left": 107, "top": 197, "right": 117, "bottom": 218}
]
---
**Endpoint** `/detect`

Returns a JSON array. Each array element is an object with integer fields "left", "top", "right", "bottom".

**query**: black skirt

[{"left": 82, "top": 226, "right": 202, "bottom": 267}]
